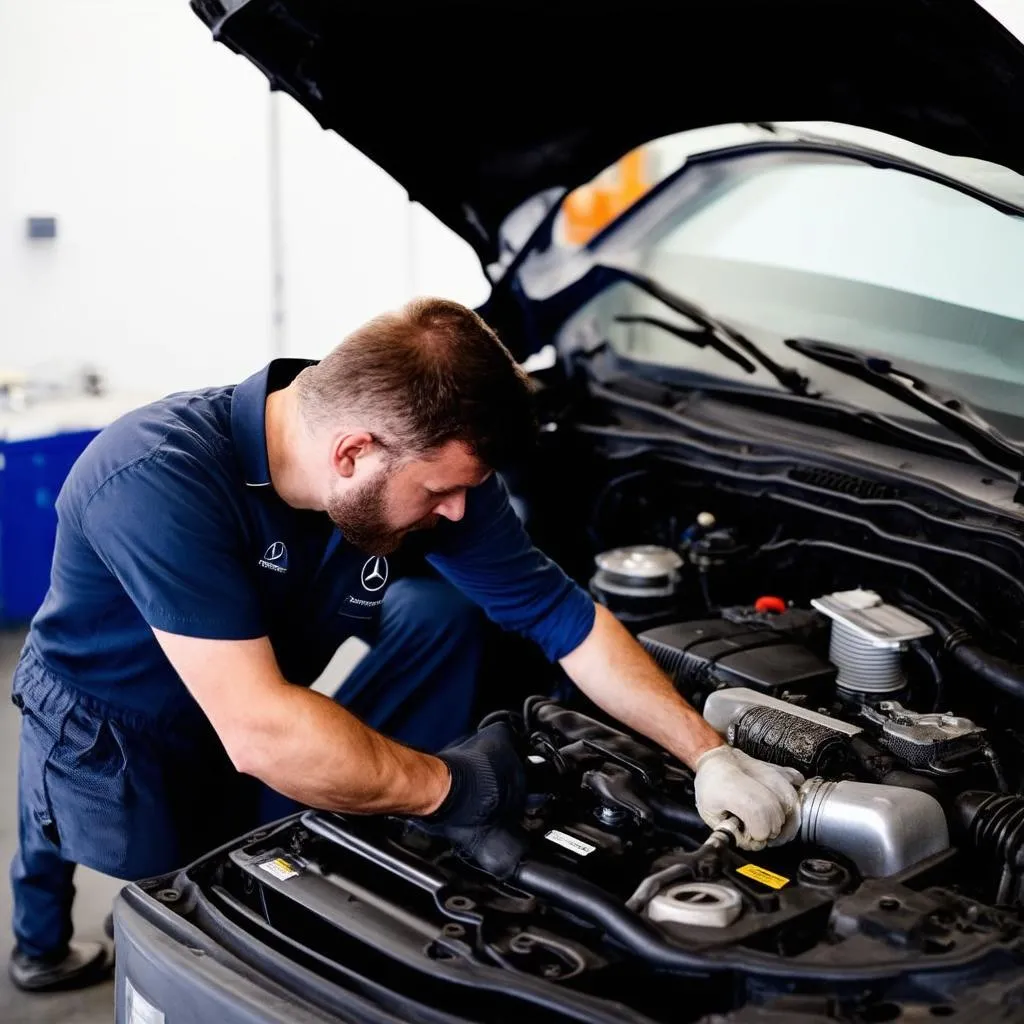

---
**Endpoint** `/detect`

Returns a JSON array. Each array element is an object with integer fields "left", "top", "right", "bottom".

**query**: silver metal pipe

[{"left": 799, "top": 778, "right": 949, "bottom": 877}]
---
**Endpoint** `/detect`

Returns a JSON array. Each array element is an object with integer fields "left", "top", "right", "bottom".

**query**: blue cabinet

[{"left": 0, "top": 430, "right": 99, "bottom": 625}]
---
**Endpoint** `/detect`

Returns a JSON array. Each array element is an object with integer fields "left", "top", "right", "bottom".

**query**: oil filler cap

[{"left": 647, "top": 882, "right": 743, "bottom": 928}]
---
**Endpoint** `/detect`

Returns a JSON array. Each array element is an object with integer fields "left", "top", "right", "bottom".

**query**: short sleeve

[
  {"left": 80, "top": 447, "right": 265, "bottom": 640},
  {"left": 426, "top": 475, "right": 596, "bottom": 661}
]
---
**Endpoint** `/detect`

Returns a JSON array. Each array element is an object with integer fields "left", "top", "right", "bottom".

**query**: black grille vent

[{"left": 788, "top": 467, "right": 902, "bottom": 501}]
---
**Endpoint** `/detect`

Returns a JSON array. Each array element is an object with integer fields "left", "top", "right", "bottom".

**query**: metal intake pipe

[{"left": 799, "top": 778, "right": 949, "bottom": 877}]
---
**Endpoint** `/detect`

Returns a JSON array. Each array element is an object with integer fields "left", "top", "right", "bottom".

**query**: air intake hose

[{"left": 954, "top": 790, "right": 1024, "bottom": 904}]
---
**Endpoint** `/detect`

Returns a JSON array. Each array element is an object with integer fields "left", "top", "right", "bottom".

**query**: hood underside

[{"left": 192, "top": 0, "right": 1024, "bottom": 263}]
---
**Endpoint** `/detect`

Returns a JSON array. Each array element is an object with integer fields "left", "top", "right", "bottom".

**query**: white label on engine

[
  {"left": 125, "top": 978, "right": 165, "bottom": 1024},
  {"left": 545, "top": 829, "right": 596, "bottom": 856},
  {"left": 259, "top": 856, "right": 299, "bottom": 881}
]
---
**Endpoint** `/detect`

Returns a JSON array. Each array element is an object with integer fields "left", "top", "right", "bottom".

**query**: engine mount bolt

[
  {"left": 879, "top": 897, "right": 901, "bottom": 911},
  {"left": 156, "top": 889, "right": 180, "bottom": 904},
  {"left": 441, "top": 923, "right": 465, "bottom": 938},
  {"left": 444, "top": 896, "right": 475, "bottom": 912}
]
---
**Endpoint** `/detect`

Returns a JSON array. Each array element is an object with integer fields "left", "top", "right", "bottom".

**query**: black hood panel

[{"left": 192, "top": 0, "right": 1024, "bottom": 262}]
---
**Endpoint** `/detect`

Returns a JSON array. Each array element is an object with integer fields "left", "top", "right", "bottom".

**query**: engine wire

[
  {"left": 982, "top": 745, "right": 1010, "bottom": 794},
  {"left": 909, "top": 640, "right": 945, "bottom": 713}
]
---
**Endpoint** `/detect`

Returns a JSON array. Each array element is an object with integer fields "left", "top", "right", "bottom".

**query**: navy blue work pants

[{"left": 10, "top": 577, "right": 482, "bottom": 959}]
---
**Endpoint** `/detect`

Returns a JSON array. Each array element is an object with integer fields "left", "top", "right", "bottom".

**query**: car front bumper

[{"left": 113, "top": 885, "right": 345, "bottom": 1024}]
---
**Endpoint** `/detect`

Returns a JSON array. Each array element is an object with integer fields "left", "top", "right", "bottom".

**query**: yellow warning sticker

[
  {"left": 736, "top": 863, "right": 790, "bottom": 889},
  {"left": 259, "top": 857, "right": 299, "bottom": 881}
]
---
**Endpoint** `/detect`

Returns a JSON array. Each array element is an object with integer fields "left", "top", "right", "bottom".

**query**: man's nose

[{"left": 435, "top": 492, "right": 466, "bottom": 522}]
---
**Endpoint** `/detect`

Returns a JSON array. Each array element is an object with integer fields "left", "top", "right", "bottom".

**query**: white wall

[
  {"left": 0, "top": 1, "right": 487, "bottom": 398},
  {"left": 2, "top": 1, "right": 1018, "bottom": 401},
  {"left": 274, "top": 94, "right": 489, "bottom": 363}
]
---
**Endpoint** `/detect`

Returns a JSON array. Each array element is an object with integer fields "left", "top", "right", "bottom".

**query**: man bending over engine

[{"left": 8, "top": 298, "right": 801, "bottom": 991}]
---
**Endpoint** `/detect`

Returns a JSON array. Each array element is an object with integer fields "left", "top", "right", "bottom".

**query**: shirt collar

[{"left": 231, "top": 359, "right": 317, "bottom": 488}]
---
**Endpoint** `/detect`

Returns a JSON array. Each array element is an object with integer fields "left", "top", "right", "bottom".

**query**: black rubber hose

[
  {"left": 901, "top": 600, "right": 1024, "bottom": 704},
  {"left": 949, "top": 643, "right": 1024, "bottom": 703},
  {"left": 646, "top": 792, "right": 708, "bottom": 841}
]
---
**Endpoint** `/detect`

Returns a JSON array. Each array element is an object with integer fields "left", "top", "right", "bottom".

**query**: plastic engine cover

[{"left": 639, "top": 619, "right": 836, "bottom": 698}]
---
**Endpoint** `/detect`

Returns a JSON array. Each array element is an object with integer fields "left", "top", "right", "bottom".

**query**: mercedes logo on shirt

[
  {"left": 259, "top": 541, "right": 288, "bottom": 573},
  {"left": 360, "top": 556, "right": 389, "bottom": 592}
]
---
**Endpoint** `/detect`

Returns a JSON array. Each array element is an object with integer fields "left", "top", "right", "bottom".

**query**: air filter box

[{"left": 639, "top": 617, "right": 836, "bottom": 702}]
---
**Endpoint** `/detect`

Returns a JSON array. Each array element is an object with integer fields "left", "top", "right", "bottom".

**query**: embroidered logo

[
  {"left": 360, "top": 556, "right": 389, "bottom": 592},
  {"left": 259, "top": 541, "right": 288, "bottom": 574}
]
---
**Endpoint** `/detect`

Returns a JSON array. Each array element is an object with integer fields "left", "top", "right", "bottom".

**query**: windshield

[{"left": 547, "top": 125, "right": 1024, "bottom": 438}]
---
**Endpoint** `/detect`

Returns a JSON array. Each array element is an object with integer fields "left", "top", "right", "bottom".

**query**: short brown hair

[{"left": 295, "top": 297, "right": 536, "bottom": 468}]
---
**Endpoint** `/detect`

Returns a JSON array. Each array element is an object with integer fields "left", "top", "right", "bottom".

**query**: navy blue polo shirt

[{"left": 28, "top": 360, "right": 596, "bottom": 724}]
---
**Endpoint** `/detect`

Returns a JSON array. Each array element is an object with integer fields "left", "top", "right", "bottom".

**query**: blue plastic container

[{"left": 0, "top": 429, "right": 100, "bottom": 625}]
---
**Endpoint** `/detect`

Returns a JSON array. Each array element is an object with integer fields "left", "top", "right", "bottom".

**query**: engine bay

[
  {"left": 161, "top": 530, "right": 1024, "bottom": 1023},
  {"left": 121, "top": 374, "right": 1024, "bottom": 1024}
]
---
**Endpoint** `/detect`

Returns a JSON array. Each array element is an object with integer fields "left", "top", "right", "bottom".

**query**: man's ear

[{"left": 333, "top": 431, "right": 375, "bottom": 478}]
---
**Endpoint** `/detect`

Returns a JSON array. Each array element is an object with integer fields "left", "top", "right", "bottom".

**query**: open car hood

[{"left": 191, "top": 0, "right": 1024, "bottom": 264}]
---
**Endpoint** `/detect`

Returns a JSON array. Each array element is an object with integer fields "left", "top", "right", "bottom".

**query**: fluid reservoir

[
  {"left": 647, "top": 882, "right": 743, "bottom": 928},
  {"left": 590, "top": 545, "right": 683, "bottom": 629}
]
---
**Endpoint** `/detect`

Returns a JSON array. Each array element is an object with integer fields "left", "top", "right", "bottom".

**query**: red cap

[{"left": 754, "top": 595, "right": 787, "bottom": 614}]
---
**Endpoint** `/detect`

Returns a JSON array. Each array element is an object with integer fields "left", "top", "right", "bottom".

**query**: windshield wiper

[
  {"left": 614, "top": 313, "right": 760, "bottom": 376},
  {"left": 593, "top": 265, "right": 1024, "bottom": 491},
  {"left": 598, "top": 265, "right": 810, "bottom": 396},
  {"left": 786, "top": 337, "right": 1024, "bottom": 490}
]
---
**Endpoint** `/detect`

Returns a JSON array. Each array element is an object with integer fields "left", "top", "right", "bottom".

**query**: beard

[{"left": 326, "top": 472, "right": 439, "bottom": 556}]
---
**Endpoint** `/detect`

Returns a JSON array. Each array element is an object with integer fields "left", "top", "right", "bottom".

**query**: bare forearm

[
  {"left": 231, "top": 685, "right": 449, "bottom": 815},
  {"left": 559, "top": 603, "right": 723, "bottom": 768},
  {"left": 151, "top": 630, "right": 450, "bottom": 816}
]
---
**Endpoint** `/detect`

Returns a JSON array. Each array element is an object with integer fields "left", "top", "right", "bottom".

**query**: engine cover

[{"left": 639, "top": 617, "right": 836, "bottom": 700}]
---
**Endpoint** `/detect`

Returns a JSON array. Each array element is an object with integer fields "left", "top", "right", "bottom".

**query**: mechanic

[{"left": 8, "top": 298, "right": 802, "bottom": 992}]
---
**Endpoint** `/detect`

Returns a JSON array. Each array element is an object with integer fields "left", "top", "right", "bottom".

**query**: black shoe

[
  {"left": 104, "top": 912, "right": 114, "bottom": 940},
  {"left": 8, "top": 941, "right": 112, "bottom": 993}
]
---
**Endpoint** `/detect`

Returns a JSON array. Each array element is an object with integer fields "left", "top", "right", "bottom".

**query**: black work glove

[{"left": 416, "top": 720, "right": 528, "bottom": 878}]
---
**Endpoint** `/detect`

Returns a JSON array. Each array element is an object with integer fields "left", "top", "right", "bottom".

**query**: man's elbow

[
  {"left": 221, "top": 733, "right": 261, "bottom": 776},
  {"left": 217, "top": 721, "right": 274, "bottom": 778}
]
